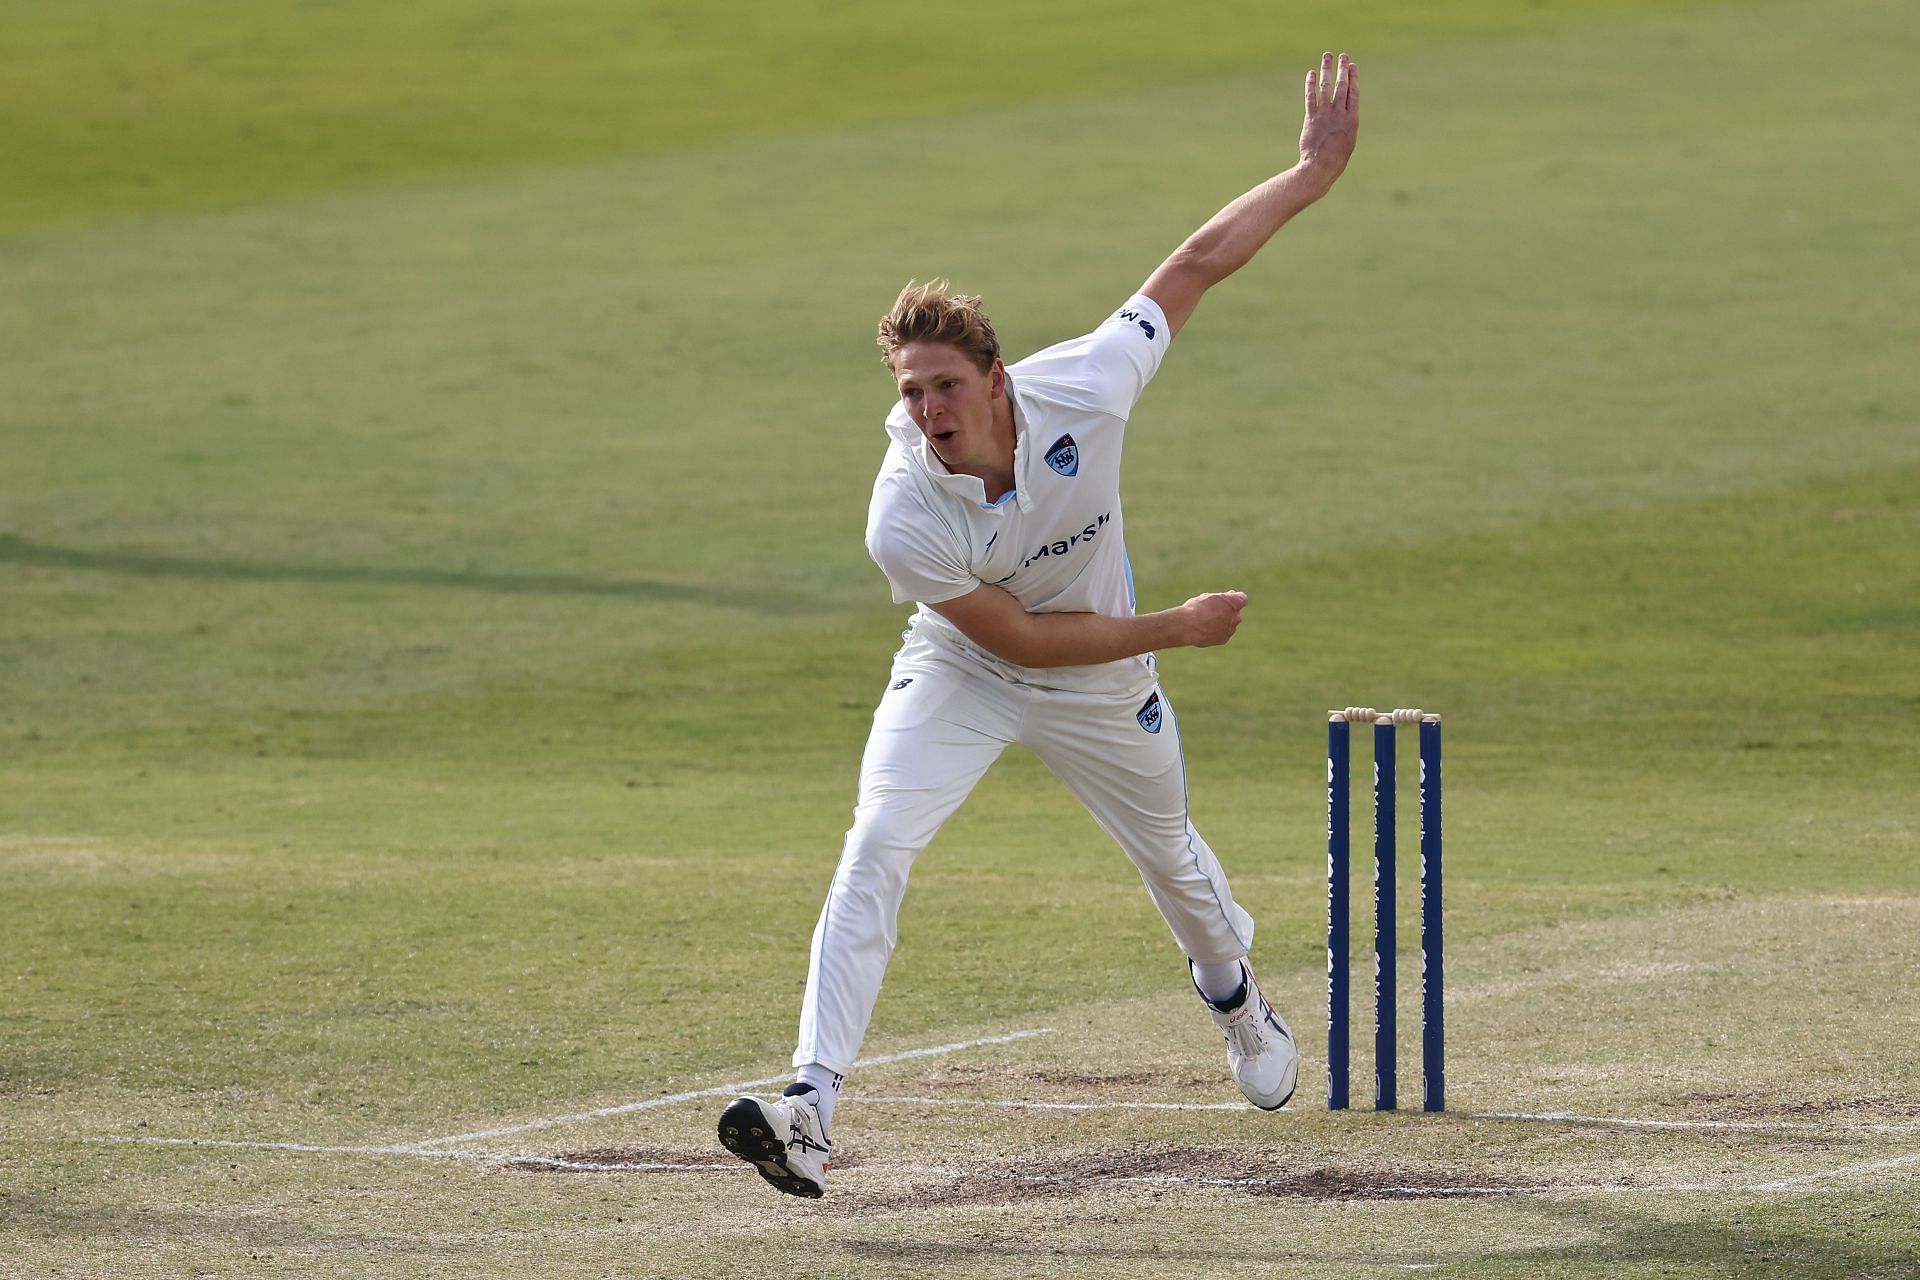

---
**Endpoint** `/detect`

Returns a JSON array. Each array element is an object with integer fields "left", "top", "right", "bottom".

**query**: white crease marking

[
  {"left": 1476, "top": 1109, "right": 1920, "bottom": 1136},
  {"left": 74, "top": 1135, "right": 745, "bottom": 1174},
  {"left": 857, "top": 1094, "right": 1252, "bottom": 1112},
  {"left": 53, "top": 1088, "right": 1920, "bottom": 1201},
  {"left": 409, "top": 1027, "right": 1056, "bottom": 1147},
  {"left": 83, "top": 1136, "right": 491, "bottom": 1162},
  {"left": 53, "top": 1136, "right": 1920, "bottom": 1199},
  {"left": 1752, "top": 1150, "right": 1920, "bottom": 1190}
]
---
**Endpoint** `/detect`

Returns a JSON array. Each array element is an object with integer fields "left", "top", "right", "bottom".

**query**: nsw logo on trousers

[{"left": 1137, "top": 691, "right": 1163, "bottom": 734}]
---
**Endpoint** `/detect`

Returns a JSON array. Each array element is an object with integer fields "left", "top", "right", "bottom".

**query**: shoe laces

[
  {"left": 786, "top": 1104, "right": 830, "bottom": 1157},
  {"left": 1224, "top": 1008, "right": 1268, "bottom": 1059}
]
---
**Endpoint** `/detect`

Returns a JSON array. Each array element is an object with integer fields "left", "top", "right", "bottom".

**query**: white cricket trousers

[{"left": 794, "top": 628, "right": 1255, "bottom": 1073}]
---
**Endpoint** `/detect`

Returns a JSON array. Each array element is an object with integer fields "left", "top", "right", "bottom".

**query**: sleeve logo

[
  {"left": 1116, "top": 308, "right": 1157, "bottom": 340},
  {"left": 1044, "top": 433, "right": 1079, "bottom": 477}
]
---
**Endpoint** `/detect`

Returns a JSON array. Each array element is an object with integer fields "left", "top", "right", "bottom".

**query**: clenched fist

[{"left": 1180, "top": 590, "right": 1249, "bottom": 648}]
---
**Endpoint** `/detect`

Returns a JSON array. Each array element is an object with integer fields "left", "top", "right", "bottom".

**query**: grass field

[{"left": 4, "top": 0, "right": 1919, "bottom": 1275}]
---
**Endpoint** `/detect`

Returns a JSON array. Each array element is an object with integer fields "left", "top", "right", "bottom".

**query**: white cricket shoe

[
  {"left": 1195, "top": 961, "right": 1300, "bottom": 1110},
  {"left": 717, "top": 1090, "right": 831, "bottom": 1199}
]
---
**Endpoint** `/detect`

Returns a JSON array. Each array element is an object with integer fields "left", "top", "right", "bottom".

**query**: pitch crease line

[
  {"left": 858, "top": 1165, "right": 1719, "bottom": 1196},
  {"left": 82, "top": 1136, "right": 494, "bottom": 1162},
  {"left": 1476, "top": 1110, "right": 1920, "bottom": 1136},
  {"left": 55, "top": 1138, "right": 1920, "bottom": 1198},
  {"left": 858, "top": 1094, "right": 1252, "bottom": 1112},
  {"left": 828, "top": 1166, "right": 1917, "bottom": 1198},
  {"left": 1752, "top": 1150, "right": 1920, "bottom": 1189},
  {"left": 66, "top": 1135, "right": 745, "bottom": 1174},
  {"left": 409, "top": 1027, "right": 1055, "bottom": 1147}
]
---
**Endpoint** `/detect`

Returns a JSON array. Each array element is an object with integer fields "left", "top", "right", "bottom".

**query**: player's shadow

[
  {"left": 846, "top": 1191, "right": 1920, "bottom": 1274},
  {"left": 0, "top": 534, "right": 816, "bottom": 614},
  {"left": 1501, "top": 1198, "right": 1919, "bottom": 1277},
  {"left": 847, "top": 1240, "right": 1246, "bottom": 1266}
]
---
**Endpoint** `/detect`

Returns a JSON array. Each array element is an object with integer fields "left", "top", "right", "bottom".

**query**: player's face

[{"left": 891, "top": 342, "right": 1006, "bottom": 472}]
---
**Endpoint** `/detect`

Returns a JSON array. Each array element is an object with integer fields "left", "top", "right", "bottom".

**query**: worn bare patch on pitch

[
  {"left": 1239, "top": 1166, "right": 1523, "bottom": 1199},
  {"left": 1676, "top": 1090, "right": 1920, "bottom": 1121},
  {"left": 916, "top": 1060, "right": 1221, "bottom": 1093},
  {"left": 511, "top": 1143, "right": 878, "bottom": 1175},
  {"left": 505, "top": 1137, "right": 1523, "bottom": 1205},
  {"left": 508, "top": 1145, "right": 737, "bottom": 1174},
  {"left": 829, "top": 1146, "right": 1523, "bottom": 1213}
]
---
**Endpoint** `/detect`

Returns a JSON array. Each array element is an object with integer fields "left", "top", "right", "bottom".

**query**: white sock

[
  {"left": 1192, "top": 959, "right": 1248, "bottom": 1007},
  {"left": 788, "top": 1063, "right": 844, "bottom": 1135}
]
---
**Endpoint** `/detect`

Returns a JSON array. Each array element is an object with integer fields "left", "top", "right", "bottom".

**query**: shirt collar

[{"left": 884, "top": 379, "right": 1037, "bottom": 512}]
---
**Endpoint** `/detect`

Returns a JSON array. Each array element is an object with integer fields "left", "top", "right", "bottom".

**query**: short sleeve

[
  {"left": 1009, "top": 293, "right": 1172, "bottom": 421},
  {"left": 865, "top": 497, "right": 977, "bottom": 607}
]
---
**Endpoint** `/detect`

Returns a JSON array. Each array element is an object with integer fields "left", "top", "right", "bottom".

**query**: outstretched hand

[
  {"left": 1135, "top": 52, "right": 1361, "bottom": 344},
  {"left": 1299, "top": 52, "right": 1359, "bottom": 188}
]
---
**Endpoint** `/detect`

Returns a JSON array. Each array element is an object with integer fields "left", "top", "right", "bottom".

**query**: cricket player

[{"left": 721, "top": 53, "right": 1361, "bottom": 1198}]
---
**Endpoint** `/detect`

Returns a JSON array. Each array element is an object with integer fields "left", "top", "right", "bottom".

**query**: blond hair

[{"left": 876, "top": 279, "right": 1001, "bottom": 373}]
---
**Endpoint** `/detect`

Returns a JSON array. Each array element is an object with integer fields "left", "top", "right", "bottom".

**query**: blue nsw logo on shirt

[
  {"left": 1044, "top": 433, "right": 1079, "bottom": 477},
  {"left": 1137, "top": 692, "right": 1163, "bottom": 734}
]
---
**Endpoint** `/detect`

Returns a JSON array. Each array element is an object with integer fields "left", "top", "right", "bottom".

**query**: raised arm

[
  {"left": 930, "top": 582, "right": 1247, "bottom": 668},
  {"left": 1142, "top": 52, "right": 1360, "bottom": 340}
]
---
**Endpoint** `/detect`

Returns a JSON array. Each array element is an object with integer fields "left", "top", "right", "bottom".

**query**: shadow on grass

[
  {"left": 1506, "top": 1199, "right": 1920, "bottom": 1278},
  {"left": 0, "top": 534, "right": 817, "bottom": 614},
  {"left": 847, "top": 1240, "right": 1244, "bottom": 1266},
  {"left": 846, "top": 1193, "right": 1920, "bottom": 1276}
]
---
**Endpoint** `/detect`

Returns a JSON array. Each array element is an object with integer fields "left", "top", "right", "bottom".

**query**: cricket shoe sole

[{"left": 717, "top": 1095, "right": 828, "bottom": 1199}]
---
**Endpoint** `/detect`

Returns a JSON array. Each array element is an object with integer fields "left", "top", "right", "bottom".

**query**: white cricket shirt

[{"left": 865, "top": 293, "right": 1172, "bottom": 693}]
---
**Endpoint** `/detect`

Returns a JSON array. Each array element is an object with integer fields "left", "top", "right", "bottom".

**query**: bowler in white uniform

[{"left": 721, "top": 53, "right": 1361, "bottom": 1199}]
